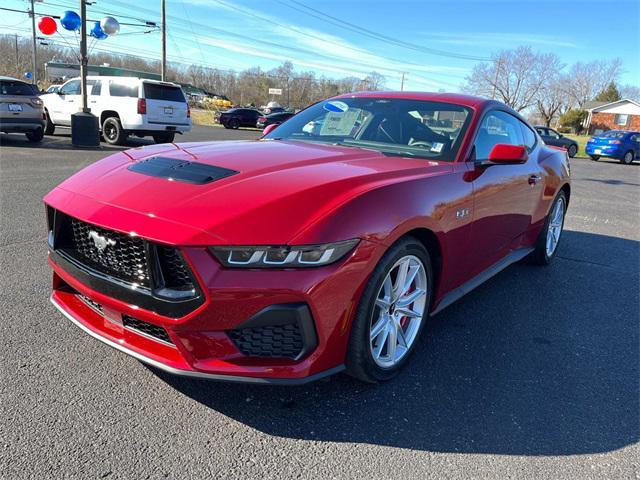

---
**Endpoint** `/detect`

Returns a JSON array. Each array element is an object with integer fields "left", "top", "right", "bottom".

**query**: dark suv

[
  {"left": 534, "top": 126, "right": 579, "bottom": 158},
  {"left": 219, "top": 108, "right": 262, "bottom": 129}
]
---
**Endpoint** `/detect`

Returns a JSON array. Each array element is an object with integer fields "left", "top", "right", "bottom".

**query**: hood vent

[{"left": 128, "top": 156, "right": 238, "bottom": 185}]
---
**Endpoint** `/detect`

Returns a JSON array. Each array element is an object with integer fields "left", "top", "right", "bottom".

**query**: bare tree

[
  {"left": 536, "top": 75, "right": 567, "bottom": 126},
  {"left": 619, "top": 84, "right": 640, "bottom": 102},
  {"left": 462, "top": 46, "right": 563, "bottom": 112},
  {"left": 562, "top": 59, "right": 622, "bottom": 108}
]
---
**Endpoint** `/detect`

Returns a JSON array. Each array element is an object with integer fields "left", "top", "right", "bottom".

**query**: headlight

[{"left": 209, "top": 239, "right": 359, "bottom": 268}]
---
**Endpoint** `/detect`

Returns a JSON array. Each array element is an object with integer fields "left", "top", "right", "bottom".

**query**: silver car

[{"left": 0, "top": 76, "right": 45, "bottom": 142}]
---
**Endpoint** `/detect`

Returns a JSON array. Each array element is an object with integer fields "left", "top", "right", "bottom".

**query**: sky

[{"left": 2, "top": 0, "right": 638, "bottom": 91}]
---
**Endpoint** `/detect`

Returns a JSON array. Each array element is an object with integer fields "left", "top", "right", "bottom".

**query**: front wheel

[
  {"left": 589, "top": 155, "right": 600, "bottom": 161},
  {"left": 346, "top": 237, "right": 432, "bottom": 383},
  {"left": 43, "top": 110, "right": 55, "bottom": 135},
  {"left": 620, "top": 151, "right": 634, "bottom": 165},
  {"left": 529, "top": 191, "right": 567, "bottom": 265}
]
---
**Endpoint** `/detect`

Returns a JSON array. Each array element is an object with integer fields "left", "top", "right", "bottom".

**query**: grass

[
  {"left": 190, "top": 109, "right": 223, "bottom": 128},
  {"left": 564, "top": 134, "right": 590, "bottom": 158}
]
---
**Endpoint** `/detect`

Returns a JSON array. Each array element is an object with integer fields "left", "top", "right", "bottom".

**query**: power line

[{"left": 279, "top": 0, "right": 490, "bottom": 62}]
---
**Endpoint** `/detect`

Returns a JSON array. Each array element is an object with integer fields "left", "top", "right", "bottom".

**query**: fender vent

[{"left": 128, "top": 156, "right": 238, "bottom": 184}]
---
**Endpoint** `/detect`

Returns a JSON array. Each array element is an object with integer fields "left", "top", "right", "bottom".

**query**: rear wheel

[
  {"left": 621, "top": 150, "right": 634, "bottom": 165},
  {"left": 25, "top": 127, "right": 44, "bottom": 142},
  {"left": 346, "top": 237, "right": 432, "bottom": 383},
  {"left": 229, "top": 118, "right": 240, "bottom": 129},
  {"left": 567, "top": 144, "right": 577, "bottom": 158},
  {"left": 589, "top": 155, "right": 600, "bottom": 161},
  {"left": 102, "top": 117, "right": 127, "bottom": 145},
  {"left": 529, "top": 191, "right": 566, "bottom": 265},
  {"left": 43, "top": 110, "right": 55, "bottom": 135},
  {"left": 152, "top": 132, "right": 175, "bottom": 144}
]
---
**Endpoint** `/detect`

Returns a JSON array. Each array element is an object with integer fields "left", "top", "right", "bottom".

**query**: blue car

[{"left": 586, "top": 130, "right": 640, "bottom": 165}]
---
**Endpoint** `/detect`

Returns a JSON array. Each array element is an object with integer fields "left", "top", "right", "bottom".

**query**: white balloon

[{"left": 100, "top": 16, "right": 120, "bottom": 36}]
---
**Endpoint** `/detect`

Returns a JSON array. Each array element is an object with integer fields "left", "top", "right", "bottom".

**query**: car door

[
  {"left": 51, "top": 79, "right": 81, "bottom": 125},
  {"left": 630, "top": 133, "right": 640, "bottom": 157},
  {"left": 468, "top": 110, "right": 544, "bottom": 276},
  {"left": 88, "top": 80, "right": 103, "bottom": 115}
]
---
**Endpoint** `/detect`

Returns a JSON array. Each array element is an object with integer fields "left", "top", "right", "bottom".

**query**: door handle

[{"left": 528, "top": 174, "right": 542, "bottom": 185}]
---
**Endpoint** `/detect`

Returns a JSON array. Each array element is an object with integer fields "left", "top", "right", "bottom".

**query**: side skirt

[{"left": 430, "top": 247, "right": 534, "bottom": 316}]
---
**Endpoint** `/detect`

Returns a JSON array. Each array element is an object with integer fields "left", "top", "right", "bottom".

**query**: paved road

[{"left": 1, "top": 127, "right": 638, "bottom": 479}]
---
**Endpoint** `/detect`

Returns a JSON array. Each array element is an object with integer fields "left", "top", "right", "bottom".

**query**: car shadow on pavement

[
  {"left": 0, "top": 133, "right": 153, "bottom": 151},
  {"left": 153, "top": 230, "right": 639, "bottom": 456}
]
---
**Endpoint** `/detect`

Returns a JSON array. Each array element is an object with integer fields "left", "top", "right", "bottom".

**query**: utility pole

[
  {"left": 14, "top": 34, "right": 19, "bottom": 74},
  {"left": 29, "top": 0, "right": 37, "bottom": 84},
  {"left": 400, "top": 72, "right": 406, "bottom": 91},
  {"left": 79, "top": 0, "right": 89, "bottom": 112},
  {"left": 161, "top": 0, "right": 166, "bottom": 81}
]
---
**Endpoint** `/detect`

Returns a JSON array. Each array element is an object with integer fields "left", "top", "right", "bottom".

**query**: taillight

[
  {"left": 259, "top": 117, "right": 266, "bottom": 122},
  {"left": 187, "top": 104, "right": 191, "bottom": 118},
  {"left": 30, "top": 97, "right": 43, "bottom": 106},
  {"left": 137, "top": 98, "right": 146, "bottom": 115}
]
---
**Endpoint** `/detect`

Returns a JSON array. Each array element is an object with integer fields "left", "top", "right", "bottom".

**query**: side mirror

[
  {"left": 480, "top": 144, "right": 528, "bottom": 166},
  {"left": 262, "top": 123, "right": 278, "bottom": 137}
]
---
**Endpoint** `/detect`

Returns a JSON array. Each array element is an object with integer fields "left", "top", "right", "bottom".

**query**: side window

[
  {"left": 535, "top": 127, "right": 546, "bottom": 136},
  {"left": 520, "top": 122, "right": 537, "bottom": 152},
  {"left": 59, "top": 80, "right": 80, "bottom": 95},
  {"left": 548, "top": 129, "right": 560, "bottom": 139},
  {"left": 109, "top": 81, "right": 139, "bottom": 97},
  {"left": 474, "top": 111, "right": 524, "bottom": 160},
  {"left": 91, "top": 80, "right": 102, "bottom": 96}
]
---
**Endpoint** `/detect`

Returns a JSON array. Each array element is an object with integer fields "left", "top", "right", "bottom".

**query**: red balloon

[{"left": 38, "top": 17, "right": 57, "bottom": 35}]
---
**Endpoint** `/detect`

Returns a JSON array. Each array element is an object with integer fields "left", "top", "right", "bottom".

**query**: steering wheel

[{"left": 407, "top": 140, "right": 434, "bottom": 150}]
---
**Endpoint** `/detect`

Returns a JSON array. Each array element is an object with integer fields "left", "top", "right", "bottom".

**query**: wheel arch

[{"left": 100, "top": 110, "right": 120, "bottom": 126}]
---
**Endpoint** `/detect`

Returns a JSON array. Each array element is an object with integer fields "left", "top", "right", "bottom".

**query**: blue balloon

[
  {"left": 60, "top": 10, "right": 82, "bottom": 31},
  {"left": 24, "top": 72, "right": 32, "bottom": 79},
  {"left": 90, "top": 21, "right": 108, "bottom": 40}
]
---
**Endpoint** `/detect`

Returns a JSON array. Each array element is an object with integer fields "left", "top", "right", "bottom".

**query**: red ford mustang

[{"left": 45, "top": 92, "right": 570, "bottom": 384}]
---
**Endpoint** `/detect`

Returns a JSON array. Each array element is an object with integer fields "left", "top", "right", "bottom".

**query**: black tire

[
  {"left": 229, "top": 118, "right": 240, "bottom": 129},
  {"left": 152, "top": 132, "right": 175, "bottom": 144},
  {"left": 589, "top": 155, "right": 600, "bottom": 161},
  {"left": 102, "top": 116, "right": 127, "bottom": 145},
  {"left": 528, "top": 190, "right": 567, "bottom": 265},
  {"left": 223, "top": 123, "right": 231, "bottom": 129},
  {"left": 43, "top": 110, "right": 55, "bottom": 135},
  {"left": 620, "top": 150, "right": 634, "bottom": 165},
  {"left": 346, "top": 237, "right": 433, "bottom": 383},
  {"left": 25, "top": 127, "right": 44, "bottom": 142},
  {"left": 567, "top": 144, "right": 577, "bottom": 158}
]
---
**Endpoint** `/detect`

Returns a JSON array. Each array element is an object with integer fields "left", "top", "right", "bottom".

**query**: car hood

[{"left": 45, "top": 140, "right": 450, "bottom": 245}]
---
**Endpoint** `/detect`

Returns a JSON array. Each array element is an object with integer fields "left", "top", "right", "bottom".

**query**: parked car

[
  {"left": 45, "top": 92, "right": 570, "bottom": 384},
  {"left": 218, "top": 108, "right": 262, "bottom": 129},
  {"left": 262, "top": 106, "right": 287, "bottom": 115},
  {"left": 534, "top": 126, "right": 579, "bottom": 157},
  {"left": 41, "top": 76, "right": 191, "bottom": 145},
  {"left": 0, "top": 76, "right": 45, "bottom": 142},
  {"left": 585, "top": 130, "right": 640, "bottom": 164},
  {"left": 256, "top": 111, "right": 294, "bottom": 128}
]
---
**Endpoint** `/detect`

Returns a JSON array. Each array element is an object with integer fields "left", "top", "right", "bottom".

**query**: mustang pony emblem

[{"left": 88, "top": 230, "right": 116, "bottom": 252}]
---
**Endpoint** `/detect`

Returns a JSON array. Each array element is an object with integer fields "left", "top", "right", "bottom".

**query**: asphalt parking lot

[{"left": 1, "top": 126, "right": 638, "bottom": 479}]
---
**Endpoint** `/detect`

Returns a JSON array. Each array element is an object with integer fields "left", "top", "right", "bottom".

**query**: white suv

[{"left": 41, "top": 76, "right": 192, "bottom": 145}]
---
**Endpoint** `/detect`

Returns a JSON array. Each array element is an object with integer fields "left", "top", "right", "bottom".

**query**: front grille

[
  {"left": 69, "top": 218, "right": 151, "bottom": 288},
  {"left": 227, "top": 323, "right": 304, "bottom": 359},
  {"left": 51, "top": 210, "right": 197, "bottom": 298},
  {"left": 122, "top": 315, "right": 173, "bottom": 345}
]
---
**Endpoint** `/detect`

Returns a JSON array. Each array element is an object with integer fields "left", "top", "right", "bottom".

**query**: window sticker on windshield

[
  {"left": 431, "top": 142, "right": 444, "bottom": 153},
  {"left": 323, "top": 100, "right": 349, "bottom": 113},
  {"left": 320, "top": 110, "right": 360, "bottom": 136}
]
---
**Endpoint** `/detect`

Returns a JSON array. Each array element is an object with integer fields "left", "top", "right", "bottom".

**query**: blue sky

[{"left": 2, "top": 0, "right": 638, "bottom": 90}]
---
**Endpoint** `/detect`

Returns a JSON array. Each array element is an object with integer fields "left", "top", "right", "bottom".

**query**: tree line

[{"left": 462, "top": 46, "right": 639, "bottom": 130}]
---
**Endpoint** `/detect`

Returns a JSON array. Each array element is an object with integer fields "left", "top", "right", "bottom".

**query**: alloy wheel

[
  {"left": 369, "top": 255, "right": 427, "bottom": 368},
  {"left": 546, "top": 197, "right": 565, "bottom": 257}
]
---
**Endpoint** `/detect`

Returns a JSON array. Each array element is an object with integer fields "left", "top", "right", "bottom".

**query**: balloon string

[{"left": 54, "top": 32, "right": 81, "bottom": 62}]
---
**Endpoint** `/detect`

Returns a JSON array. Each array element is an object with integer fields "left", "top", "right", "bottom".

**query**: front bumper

[{"left": 48, "top": 235, "right": 380, "bottom": 383}]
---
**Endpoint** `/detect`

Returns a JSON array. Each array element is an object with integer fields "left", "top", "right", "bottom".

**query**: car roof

[
  {"left": 0, "top": 76, "right": 30, "bottom": 82},
  {"left": 332, "top": 90, "right": 489, "bottom": 108}
]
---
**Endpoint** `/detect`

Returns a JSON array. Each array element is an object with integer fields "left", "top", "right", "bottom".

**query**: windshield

[
  {"left": 600, "top": 131, "right": 625, "bottom": 139},
  {"left": 0, "top": 80, "right": 38, "bottom": 96},
  {"left": 264, "top": 97, "right": 473, "bottom": 161}
]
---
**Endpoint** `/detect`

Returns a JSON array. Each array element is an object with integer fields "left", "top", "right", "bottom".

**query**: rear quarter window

[
  {"left": 109, "top": 82, "right": 139, "bottom": 97},
  {"left": 143, "top": 83, "right": 186, "bottom": 102}
]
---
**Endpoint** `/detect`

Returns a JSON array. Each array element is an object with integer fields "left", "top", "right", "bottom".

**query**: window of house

[{"left": 614, "top": 114, "right": 629, "bottom": 126}]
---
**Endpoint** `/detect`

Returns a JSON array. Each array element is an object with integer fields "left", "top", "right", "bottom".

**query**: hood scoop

[{"left": 127, "top": 156, "right": 239, "bottom": 185}]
